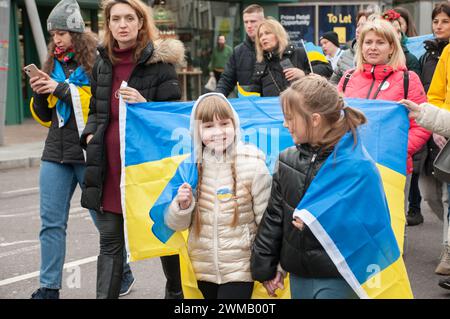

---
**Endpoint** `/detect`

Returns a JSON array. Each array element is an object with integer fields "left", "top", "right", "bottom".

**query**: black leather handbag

[{"left": 433, "top": 139, "right": 450, "bottom": 183}]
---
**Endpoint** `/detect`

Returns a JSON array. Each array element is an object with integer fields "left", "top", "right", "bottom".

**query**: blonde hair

[
  {"left": 356, "top": 18, "right": 406, "bottom": 71},
  {"left": 193, "top": 96, "right": 239, "bottom": 237},
  {"left": 280, "top": 74, "right": 366, "bottom": 149},
  {"left": 101, "top": 0, "right": 159, "bottom": 64},
  {"left": 255, "top": 17, "right": 289, "bottom": 63}
]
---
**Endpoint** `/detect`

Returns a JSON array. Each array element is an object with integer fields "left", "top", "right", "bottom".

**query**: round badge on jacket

[
  {"left": 380, "top": 81, "right": 390, "bottom": 91},
  {"left": 216, "top": 187, "right": 233, "bottom": 202}
]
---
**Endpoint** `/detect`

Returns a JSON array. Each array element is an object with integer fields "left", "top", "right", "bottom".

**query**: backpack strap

[
  {"left": 403, "top": 70, "right": 409, "bottom": 99},
  {"left": 342, "top": 69, "right": 356, "bottom": 93}
]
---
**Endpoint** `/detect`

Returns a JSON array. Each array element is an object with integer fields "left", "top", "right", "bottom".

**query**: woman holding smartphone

[
  {"left": 249, "top": 17, "right": 332, "bottom": 96},
  {"left": 80, "top": 0, "right": 185, "bottom": 299},
  {"left": 28, "top": 0, "right": 101, "bottom": 299}
]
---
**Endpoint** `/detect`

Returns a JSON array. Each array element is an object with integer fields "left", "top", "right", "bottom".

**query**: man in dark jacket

[{"left": 215, "top": 4, "right": 264, "bottom": 96}]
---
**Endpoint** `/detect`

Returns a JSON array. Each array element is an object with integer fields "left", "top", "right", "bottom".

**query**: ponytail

[
  {"left": 281, "top": 75, "right": 367, "bottom": 150},
  {"left": 341, "top": 101, "right": 367, "bottom": 147}
]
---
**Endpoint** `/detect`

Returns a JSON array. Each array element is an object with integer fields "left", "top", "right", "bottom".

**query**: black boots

[
  {"left": 160, "top": 255, "right": 183, "bottom": 299},
  {"left": 30, "top": 288, "right": 60, "bottom": 299},
  {"left": 406, "top": 208, "right": 424, "bottom": 226},
  {"left": 97, "top": 254, "right": 123, "bottom": 299}
]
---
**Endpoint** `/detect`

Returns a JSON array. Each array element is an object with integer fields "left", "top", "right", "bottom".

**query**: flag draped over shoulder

[
  {"left": 120, "top": 96, "right": 412, "bottom": 299},
  {"left": 293, "top": 111, "right": 412, "bottom": 298},
  {"left": 29, "top": 60, "right": 91, "bottom": 136}
]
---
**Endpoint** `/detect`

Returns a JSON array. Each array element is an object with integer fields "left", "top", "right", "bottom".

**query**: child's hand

[
  {"left": 292, "top": 216, "right": 305, "bottom": 230},
  {"left": 263, "top": 271, "right": 285, "bottom": 297},
  {"left": 178, "top": 183, "right": 193, "bottom": 210},
  {"left": 399, "top": 99, "right": 421, "bottom": 119}
]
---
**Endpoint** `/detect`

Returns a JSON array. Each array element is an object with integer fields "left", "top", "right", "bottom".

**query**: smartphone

[
  {"left": 280, "top": 59, "right": 294, "bottom": 70},
  {"left": 23, "top": 64, "right": 43, "bottom": 78}
]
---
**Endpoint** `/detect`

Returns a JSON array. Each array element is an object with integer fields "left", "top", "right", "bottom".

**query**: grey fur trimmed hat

[{"left": 47, "top": 0, "right": 85, "bottom": 33}]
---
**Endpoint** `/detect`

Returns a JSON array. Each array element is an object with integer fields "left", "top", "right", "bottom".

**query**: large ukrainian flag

[
  {"left": 119, "top": 96, "right": 411, "bottom": 298},
  {"left": 294, "top": 100, "right": 412, "bottom": 298}
]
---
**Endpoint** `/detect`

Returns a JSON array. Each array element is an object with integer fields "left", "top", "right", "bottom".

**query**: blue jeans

[
  {"left": 289, "top": 274, "right": 359, "bottom": 299},
  {"left": 39, "top": 161, "right": 130, "bottom": 289}
]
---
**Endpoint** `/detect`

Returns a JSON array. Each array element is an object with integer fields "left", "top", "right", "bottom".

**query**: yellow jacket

[{"left": 428, "top": 43, "right": 450, "bottom": 110}]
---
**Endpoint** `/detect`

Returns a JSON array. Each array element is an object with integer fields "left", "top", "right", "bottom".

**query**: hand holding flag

[{"left": 178, "top": 183, "right": 193, "bottom": 210}]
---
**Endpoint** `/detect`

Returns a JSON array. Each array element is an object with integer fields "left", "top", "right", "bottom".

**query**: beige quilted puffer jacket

[
  {"left": 165, "top": 92, "right": 272, "bottom": 284},
  {"left": 165, "top": 143, "right": 271, "bottom": 284},
  {"left": 415, "top": 102, "right": 450, "bottom": 138}
]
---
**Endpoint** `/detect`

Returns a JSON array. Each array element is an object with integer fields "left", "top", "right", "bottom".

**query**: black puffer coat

[
  {"left": 80, "top": 39, "right": 184, "bottom": 212},
  {"left": 31, "top": 60, "right": 86, "bottom": 164},
  {"left": 215, "top": 36, "right": 256, "bottom": 97},
  {"left": 249, "top": 44, "right": 333, "bottom": 97},
  {"left": 419, "top": 38, "right": 448, "bottom": 92},
  {"left": 251, "top": 144, "right": 341, "bottom": 282}
]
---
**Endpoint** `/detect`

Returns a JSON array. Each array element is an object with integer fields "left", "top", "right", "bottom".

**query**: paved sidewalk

[{"left": 0, "top": 119, "right": 47, "bottom": 170}]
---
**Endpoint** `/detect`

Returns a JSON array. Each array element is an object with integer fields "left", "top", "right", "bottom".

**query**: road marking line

[
  {"left": 0, "top": 206, "right": 84, "bottom": 218},
  {"left": 0, "top": 240, "right": 39, "bottom": 247},
  {"left": 1, "top": 187, "right": 39, "bottom": 195},
  {"left": 0, "top": 187, "right": 39, "bottom": 199},
  {"left": 0, "top": 256, "right": 97, "bottom": 287},
  {"left": 0, "top": 245, "right": 40, "bottom": 258}
]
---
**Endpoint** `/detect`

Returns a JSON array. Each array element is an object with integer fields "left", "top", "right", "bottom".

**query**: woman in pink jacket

[{"left": 338, "top": 18, "right": 430, "bottom": 177}]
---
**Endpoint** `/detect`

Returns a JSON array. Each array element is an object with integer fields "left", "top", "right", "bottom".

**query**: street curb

[
  {"left": 0, "top": 156, "right": 41, "bottom": 171},
  {"left": 0, "top": 142, "right": 43, "bottom": 171}
]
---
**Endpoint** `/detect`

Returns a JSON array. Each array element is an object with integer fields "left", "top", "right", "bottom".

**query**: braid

[
  {"left": 194, "top": 162, "right": 203, "bottom": 237},
  {"left": 230, "top": 152, "right": 239, "bottom": 227}
]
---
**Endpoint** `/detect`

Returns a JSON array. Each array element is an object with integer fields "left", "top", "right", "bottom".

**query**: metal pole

[
  {"left": 24, "top": 0, "right": 46, "bottom": 66},
  {"left": 0, "top": 0, "right": 11, "bottom": 146}
]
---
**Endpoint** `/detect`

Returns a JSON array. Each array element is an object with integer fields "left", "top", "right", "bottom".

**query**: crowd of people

[{"left": 27, "top": 0, "right": 450, "bottom": 299}]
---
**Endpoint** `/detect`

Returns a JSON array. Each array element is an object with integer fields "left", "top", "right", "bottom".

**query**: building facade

[{"left": 4, "top": 0, "right": 445, "bottom": 124}]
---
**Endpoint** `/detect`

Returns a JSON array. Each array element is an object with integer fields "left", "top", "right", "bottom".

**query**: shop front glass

[{"left": 152, "top": 0, "right": 241, "bottom": 100}]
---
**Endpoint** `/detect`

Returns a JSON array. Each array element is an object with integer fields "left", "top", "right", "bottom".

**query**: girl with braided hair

[{"left": 165, "top": 93, "right": 272, "bottom": 299}]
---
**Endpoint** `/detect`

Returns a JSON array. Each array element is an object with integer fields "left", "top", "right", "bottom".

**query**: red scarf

[{"left": 53, "top": 46, "right": 75, "bottom": 63}]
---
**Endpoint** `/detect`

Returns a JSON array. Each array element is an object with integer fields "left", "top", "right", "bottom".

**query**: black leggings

[
  {"left": 197, "top": 281, "right": 254, "bottom": 299},
  {"left": 96, "top": 212, "right": 182, "bottom": 294}
]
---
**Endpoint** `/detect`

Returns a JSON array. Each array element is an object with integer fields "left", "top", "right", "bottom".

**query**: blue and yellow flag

[
  {"left": 30, "top": 60, "right": 91, "bottom": 133},
  {"left": 237, "top": 83, "right": 261, "bottom": 98},
  {"left": 302, "top": 41, "right": 329, "bottom": 64},
  {"left": 294, "top": 100, "right": 412, "bottom": 298},
  {"left": 120, "top": 97, "right": 411, "bottom": 298}
]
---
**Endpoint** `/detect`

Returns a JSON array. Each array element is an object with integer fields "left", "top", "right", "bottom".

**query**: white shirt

[{"left": 327, "top": 48, "right": 344, "bottom": 70}]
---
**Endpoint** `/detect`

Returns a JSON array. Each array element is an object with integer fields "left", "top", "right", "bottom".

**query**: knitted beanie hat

[
  {"left": 319, "top": 31, "right": 340, "bottom": 48},
  {"left": 47, "top": 0, "right": 85, "bottom": 33}
]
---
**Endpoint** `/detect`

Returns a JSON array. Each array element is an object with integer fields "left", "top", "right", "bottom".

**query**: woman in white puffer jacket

[
  {"left": 165, "top": 93, "right": 272, "bottom": 299},
  {"left": 401, "top": 100, "right": 450, "bottom": 138},
  {"left": 401, "top": 98, "right": 450, "bottom": 291}
]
